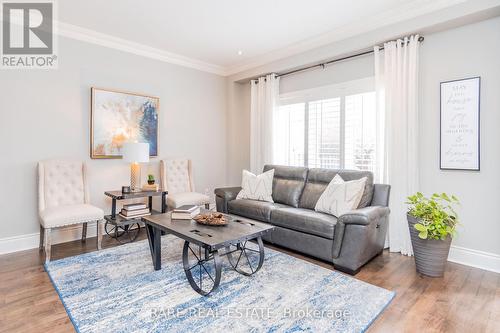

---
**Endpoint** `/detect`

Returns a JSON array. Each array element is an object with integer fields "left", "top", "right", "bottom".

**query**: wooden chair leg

[
  {"left": 97, "top": 220, "right": 102, "bottom": 250},
  {"left": 39, "top": 225, "right": 45, "bottom": 251},
  {"left": 81, "top": 222, "right": 88, "bottom": 242},
  {"left": 44, "top": 228, "right": 51, "bottom": 264}
]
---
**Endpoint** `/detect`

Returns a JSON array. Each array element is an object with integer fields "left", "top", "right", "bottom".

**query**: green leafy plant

[
  {"left": 147, "top": 174, "right": 155, "bottom": 181},
  {"left": 406, "top": 192, "right": 459, "bottom": 240}
]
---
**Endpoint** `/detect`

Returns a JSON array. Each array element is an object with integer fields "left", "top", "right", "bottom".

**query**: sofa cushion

[
  {"left": 299, "top": 168, "right": 374, "bottom": 210},
  {"left": 315, "top": 175, "right": 367, "bottom": 217},
  {"left": 263, "top": 164, "right": 308, "bottom": 208},
  {"left": 236, "top": 169, "right": 274, "bottom": 202},
  {"left": 228, "top": 199, "right": 286, "bottom": 222},
  {"left": 270, "top": 208, "right": 337, "bottom": 239}
]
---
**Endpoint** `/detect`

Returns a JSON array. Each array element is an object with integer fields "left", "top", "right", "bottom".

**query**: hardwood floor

[{"left": 0, "top": 231, "right": 498, "bottom": 333}]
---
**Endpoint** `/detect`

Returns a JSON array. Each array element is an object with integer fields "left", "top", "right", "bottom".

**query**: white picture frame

[{"left": 440, "top": 77, "right": 480, "bottom": 171}]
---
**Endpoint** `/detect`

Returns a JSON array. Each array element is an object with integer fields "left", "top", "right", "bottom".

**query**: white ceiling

[{"left": 57, "top": 0, "right": 469, "bottom": 75}]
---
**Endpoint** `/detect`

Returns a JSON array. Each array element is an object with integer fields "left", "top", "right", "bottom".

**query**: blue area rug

[{"left": 45, "top": 235, "right": 394, "bottom": 333}]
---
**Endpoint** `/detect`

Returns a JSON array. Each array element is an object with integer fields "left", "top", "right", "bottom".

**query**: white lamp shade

[{"left": 122, "top": 142, "right": 150, "bottom": 163}]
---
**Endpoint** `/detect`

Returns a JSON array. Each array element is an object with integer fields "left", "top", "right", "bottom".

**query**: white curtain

[
  {"left": 374, "top": 35, "right": 420, "bottom": 256},
  {"left": 250, "top": 74, "right": 280, "bottom": 174}
]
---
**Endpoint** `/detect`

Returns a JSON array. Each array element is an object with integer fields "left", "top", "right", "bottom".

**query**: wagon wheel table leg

[
  {"left": 225, "top": 236, "right": 264, "bottom": 276},
  {"left": 182, "top": 241, "right": 221, "bottom": 296},
  {"left": 105, "top": 221, "right": 125, "bottom": 240}
]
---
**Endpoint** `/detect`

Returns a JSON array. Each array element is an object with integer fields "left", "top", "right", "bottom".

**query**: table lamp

[{"left": 122, "top": 142, "right": 150, "bottom": 191}]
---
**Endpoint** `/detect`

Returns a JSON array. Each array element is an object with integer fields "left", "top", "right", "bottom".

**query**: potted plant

[
  {"left": 406, "top": 192, "right": 459, "bottom": 277},
  {"left": 147, "top": 174, "right": 155, "bottom": 185}
]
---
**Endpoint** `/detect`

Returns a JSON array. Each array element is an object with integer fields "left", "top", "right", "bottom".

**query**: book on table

[
  {"left": 119, "top": 202, "right": 151, "bottom": 219},
  {"left": 123, "top": 203, "right": 148, "bottom": 211},
  {"left": 119, "top": 212, "right": 151, "bottom": 220},
  {"left": 120, "top": 208, "right": 150, "bottom": 217},
  {"left": 171, "top": 205, "right": 200, "bottom": 220}
]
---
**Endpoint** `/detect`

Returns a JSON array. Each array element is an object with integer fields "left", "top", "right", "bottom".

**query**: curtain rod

[{"left": 251, "top": 36, "right": 424, "bottom": 82}]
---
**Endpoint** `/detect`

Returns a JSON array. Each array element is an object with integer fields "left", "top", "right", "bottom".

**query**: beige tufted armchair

[
  {"left": 38, "top": 160, "right": 104, "bottom": 263},
  {"left": 160, "top": 159, "right": 210, "bottom": 209}
]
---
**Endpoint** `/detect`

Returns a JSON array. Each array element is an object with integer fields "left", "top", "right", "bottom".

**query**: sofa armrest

[
  {"left": 214, "top": 187, "right": 241, "bottom": 213},
  {"left": 338, "top": 206, "right": 390, "bottom": 226},
  {"left": 332, "top": 205, "right": 391, "bottom": 272},
  {"left": 214, "top": 187, "right": 241, "bottom": 200},
  {"left": 371, "top": 184, "right": 391, "bottom": 207}
]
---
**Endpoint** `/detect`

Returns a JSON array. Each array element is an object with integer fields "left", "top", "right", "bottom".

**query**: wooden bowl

[{"left": 193, "top": 212, "right": 228, "bottom": 226}]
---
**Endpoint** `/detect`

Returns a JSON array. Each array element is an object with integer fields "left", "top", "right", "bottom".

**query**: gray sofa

[{"left": 215, "top": 165, "right": 391, "bottom": 275}]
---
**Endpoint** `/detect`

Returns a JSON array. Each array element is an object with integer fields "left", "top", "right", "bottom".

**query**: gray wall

[
  {"left": 225, "top": 81, "right": 251, "bottom": 185},
  {"left": 0, "top": 36, "right": 227, "bottom": 240},
  {"left": 225, "top": 17, "right": 500, "bottom": 258},
  {"left": 419, "top": 17, "right": 500, "bottom": 256}
]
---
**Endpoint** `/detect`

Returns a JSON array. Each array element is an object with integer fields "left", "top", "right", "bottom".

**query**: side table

[{"left": 104, "top": 189, "right": 168, "bottom": 244}]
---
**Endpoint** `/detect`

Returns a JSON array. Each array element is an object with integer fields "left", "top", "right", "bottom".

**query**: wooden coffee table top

[{"left": 142, "top": 211, "right": 273, "bottom": 250}]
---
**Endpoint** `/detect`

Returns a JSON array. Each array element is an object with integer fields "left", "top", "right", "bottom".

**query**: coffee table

[{"left": 142, "top": 211, "right": 274, "bottom": 296}]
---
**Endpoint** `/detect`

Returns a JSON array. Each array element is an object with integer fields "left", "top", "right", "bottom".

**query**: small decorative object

[
  {"left": 406, "top": 192, "right": 460, "bottom": 277},
  {"left": 142, "top": 183, "right": 159, "bottom": 192},
  {"left": 147, "top": 174, "right": 155, "bottom": 185},
  {"left": 440, "top": 77, "right": 480, "bottom": 170},
  {"left": 193, "top": 212, "right": 228, "bottom": 226},
  {"left": 122, "top": 142, "right": 150, "bottom": 191},
  {"left": 90, "top": 87, "right": 159, "bottom": 159},
  {"left": 122, "top": 186, "right": 131, "bottom": 194}
]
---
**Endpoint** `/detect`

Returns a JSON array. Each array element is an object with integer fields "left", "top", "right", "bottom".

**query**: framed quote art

[
  {"left": 90, "top": 87, "right": 159, "bottom": 159},
  {"left": 440, "top": 77, "right": 480, "bottom": 171}
]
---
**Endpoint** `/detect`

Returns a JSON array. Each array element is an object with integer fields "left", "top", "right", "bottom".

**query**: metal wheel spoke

[
  {"left": 234, "top": 248, "right": 244, "bottom": 268},
  {"left": 243, "top": 249, "right": 255, "bottom": 273},
  {"left": 187, "top": 263, "right": 200, "bottom": 271},
  {"left": 199, "top": 263, "right": 202, "bottom": 290},
  {"left": 198, "top": 244, "right": 202, "bottom": 290},
  {"left": 200, "top": 263, "right": 215, "bottom": 283},
  {"left": 188, "top": 245, "right": 200, "bottom": 261}
]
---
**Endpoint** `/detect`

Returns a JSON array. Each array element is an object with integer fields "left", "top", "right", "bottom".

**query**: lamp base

[{"left": 130, "top": 162, "right": 141, "bottom": 190}]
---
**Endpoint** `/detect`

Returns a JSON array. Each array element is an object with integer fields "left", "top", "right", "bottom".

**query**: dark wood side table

[{"left": 104, "top": 189, "right": 168, "bottom": 243}]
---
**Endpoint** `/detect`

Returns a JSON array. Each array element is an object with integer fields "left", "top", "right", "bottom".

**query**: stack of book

[
  {"left": 171, "top": 205, "right": 200, "bottom": 220},
  {"left": 119, "top": 203, "right": 151, "bottom": 220}
]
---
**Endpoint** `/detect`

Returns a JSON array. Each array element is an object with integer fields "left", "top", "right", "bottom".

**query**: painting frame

[
  {"left": 90, "top": 87, "right": 159, "bottom": 159},
  {"left": 439, "top": 76, "right": 480, "bottom": 171}
]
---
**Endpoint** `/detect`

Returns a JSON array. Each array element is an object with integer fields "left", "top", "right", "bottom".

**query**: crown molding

[
  {"left": 7, "top": 0, "right": 488, "bottom": 77},
  {"left": 56, "top": 21, "right": 228, "bottom": 76}
]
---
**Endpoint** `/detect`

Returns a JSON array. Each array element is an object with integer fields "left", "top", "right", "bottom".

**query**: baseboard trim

[
  {"left": 448, "top": 245, "right": 500, "bottom": 274},
  {"left": 0, "top": 223, "right": 98, "bottom": 255}
]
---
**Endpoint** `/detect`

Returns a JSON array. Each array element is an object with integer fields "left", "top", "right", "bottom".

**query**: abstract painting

[{"left": 91, "top": 88, "right": 159, "bottom": 158}]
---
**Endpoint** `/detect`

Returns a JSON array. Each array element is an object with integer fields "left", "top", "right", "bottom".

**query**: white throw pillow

[
  {"left": 314, "top": 175, "right": 367, "bottom": 217},
  {"left": 236, "top": 169, "right": 274, "bottom": 202}
]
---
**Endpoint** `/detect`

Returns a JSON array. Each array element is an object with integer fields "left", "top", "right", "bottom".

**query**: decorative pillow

[
  {"left": 236, "top": 169, "right": 274, "bottom": 202},
  {"left": 314, "top": 175, "right": 367, "bottom": 217}
]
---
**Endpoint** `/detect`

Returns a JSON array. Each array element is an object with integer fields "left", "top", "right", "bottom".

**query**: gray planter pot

[{"left": 407, "top": 214, "right": 452, "bottom": 277}]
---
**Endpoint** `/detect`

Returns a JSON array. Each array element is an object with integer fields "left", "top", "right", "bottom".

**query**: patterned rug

[{"left": 45, "top": 235, "right": 394, "bottom": 333}]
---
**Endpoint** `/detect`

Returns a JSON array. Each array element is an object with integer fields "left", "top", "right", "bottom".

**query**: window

[
  {"left": 273, "top": 103, "right": 305, "bottom": 167},
  {"left": 308, "top": 98, "right": 341, "bottom": 169},
  {"left": 344, "top": 92, "right": 376, "bottom": 171},
  {"left": 274, "top": 78, "right": 377, "bottom": 173}
]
